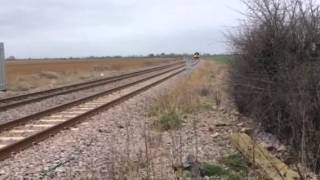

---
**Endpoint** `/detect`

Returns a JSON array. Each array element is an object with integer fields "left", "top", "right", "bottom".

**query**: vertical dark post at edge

[{"left": 0, "top": 43, "right": 6, "bottom": 91}]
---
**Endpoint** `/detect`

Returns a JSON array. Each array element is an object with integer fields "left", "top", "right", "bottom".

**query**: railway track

[
  {"left": 0, "top": 61, "right": 184, "bottom": 111},
  {"left": 0, "top": 60, "right": 199, "bottom": 161}
]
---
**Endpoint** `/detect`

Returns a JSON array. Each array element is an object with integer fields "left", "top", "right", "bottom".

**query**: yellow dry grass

[
  {"left": 5, "top": 57, "right": 177, "bottom": 91},
  {"left": 149, "top": 60, "right": 229, "bottom": 130}
]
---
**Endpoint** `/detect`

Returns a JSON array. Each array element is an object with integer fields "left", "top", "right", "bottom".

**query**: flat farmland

[{"left": 5, "top": 57, "right": 178, "bottom": 92}]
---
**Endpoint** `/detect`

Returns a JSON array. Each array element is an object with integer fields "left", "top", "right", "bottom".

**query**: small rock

[
  {"left": 277, "top": 145, "right": 287, "bottom": 152},
  {"left": 211, "top": 132, "right": 219, "bottom": 138},
  {"left": 183, "top": 155, "right": 197, "bottom": 169},
  {"left": 55, "top": 167, "right": 65, "bottom": 172},
  {"left": 118, "top": 125, "right": 124, "bottom": 129},
  {"left": 208, "top": 127, "right": 214, "bottom": 133},
  {"left": 240, "top": 127, "right": 253, "bottom": 135},
  {"left": 260, "top": 142, "right": 277, "bottom": 152},
  {"left": 98, "top": 129, "right": 111, "bottom": 133},
  {"left": 0, "top": 170, "right": 6, "bottom": 175},
  {"left": 215, "top": 123, "right": 230, "bottom": 127},
  {"left": 237, "top": 122, "right": 244, "bottom": 127},
  {"left": 232, "top": 110, "right": 240, "bottom": 116}
]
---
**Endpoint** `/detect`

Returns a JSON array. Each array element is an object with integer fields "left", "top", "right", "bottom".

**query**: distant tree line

[{"left": 10, "top": 52, "right": 219, "bottom": 61}]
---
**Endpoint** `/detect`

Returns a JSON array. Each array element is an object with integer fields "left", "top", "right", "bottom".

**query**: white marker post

[{"left": 0, "top": 43, "right": 6, "bottom": 91}]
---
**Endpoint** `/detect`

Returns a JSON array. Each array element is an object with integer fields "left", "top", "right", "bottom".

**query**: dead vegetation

[
  {"left": 10, "top": 71, "right": 92, "bottom": 91},
  {"left": 229, "top": 0, "right": 320, "bottom": 175},
  {"left": 149, "top": 61, "right": 222, "bottom": 131},
  {"left": 5, "top": 58, "right": 174, "bottom": 92}
]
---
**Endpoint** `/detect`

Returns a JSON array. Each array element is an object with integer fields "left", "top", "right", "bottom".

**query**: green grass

[
  {"left": 206, "top": 54, "right": 235, "bottom": 64},
  {"left": 154, "top": 110, "right": 183, "bottom": 131},
  {"left": 221, "top": 154, "right": 248, "bottom": 177},
  {"left": 189, "top": 154, "right": 248, "bottom": 180},
  {"left": 199, "top": 162, "right": 243, "bottom": 180}
]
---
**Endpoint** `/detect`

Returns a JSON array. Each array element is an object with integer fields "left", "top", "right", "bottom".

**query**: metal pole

[{"left": 0, "top": 43, "right": 6, "bottom": 91}]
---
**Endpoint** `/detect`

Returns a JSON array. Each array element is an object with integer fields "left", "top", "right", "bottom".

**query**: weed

[
  {"left": 154, "top": 110, "right": 182, "bottom": 131},
  {"left": 221, "top": 154, "right": 248, "bottom": 177},
  {"left": 192, "top": 154, "right": 248, "bottom": 180},
  {"left": 200, "top": 162, "right": 228, "bottom": 177},
  {"left": 199, "top": 162, "right": 243, "bottom": 180}
]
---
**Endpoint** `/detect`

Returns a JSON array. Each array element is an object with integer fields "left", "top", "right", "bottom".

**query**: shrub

[
  {"left": 155, "top": 110, "right": 183, "bottom": 131},
  {"left": 230, "top": 0, "right": 320, "bottom": 172},
  {"left": 221, "top": 154, "right": 248, "bottom": 177},
  {"left": 199, "top": 162, "right": 243, "bottom": 180}
]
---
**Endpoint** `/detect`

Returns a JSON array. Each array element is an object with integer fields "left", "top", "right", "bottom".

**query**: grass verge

[
  {"left": 149, "top": 60, "right": 231, "bottom": 132},
  {"left": 149, "top": 61, "right": 221, "bottom": 131},
  {"left": 205, "top": 55, "right": 235, "bottom": 64}
]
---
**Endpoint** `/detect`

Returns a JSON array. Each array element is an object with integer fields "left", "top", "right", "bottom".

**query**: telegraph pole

[{"left": 0, "top": 43, "right": 6, "bottom": 91}]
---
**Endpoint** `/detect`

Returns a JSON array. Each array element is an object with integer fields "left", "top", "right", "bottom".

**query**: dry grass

[
  {"left": 10, "top": 71, "right": 92, "bottom": 91},
  {"left": 5, "top": 57, "right": 177, "bottom": 91},
  {"left": 149, "top": 60, "right": 229, "bottom": 131}
]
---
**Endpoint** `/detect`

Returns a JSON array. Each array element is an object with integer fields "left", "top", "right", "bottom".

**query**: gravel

[{"left": 0, "top": 62, "right": 240, "bottom": 179}]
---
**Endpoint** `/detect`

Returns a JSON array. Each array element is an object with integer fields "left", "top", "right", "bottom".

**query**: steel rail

[{"left": 0, "top": 61, "right": 184, "bottom": 111}]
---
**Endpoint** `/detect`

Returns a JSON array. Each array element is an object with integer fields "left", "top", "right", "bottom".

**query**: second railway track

[
  {"left": 0, "top": 61, "right": 184, "bottom": 111},
  {"left": 0, "top": 61, "right": 199, "bottom": 161}
]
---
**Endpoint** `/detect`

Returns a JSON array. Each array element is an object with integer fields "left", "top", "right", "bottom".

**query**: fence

[{"left": 0, "top": 43, "right": 5, "bottom": 91}]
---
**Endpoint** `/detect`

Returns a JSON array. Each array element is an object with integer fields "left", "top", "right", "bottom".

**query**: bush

[
  {"left": 155, "top": 110, "right": 182, "bottom": 131},
  {"left": 230, "top": 0, "right": 320, "bottom": 172},
  {"left": 199, "top": 162, "right": 243, "bottom": 180}
]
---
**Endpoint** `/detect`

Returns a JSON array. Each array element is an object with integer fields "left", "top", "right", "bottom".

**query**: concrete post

[{"left": 0, "top": 43, "right": 6, "bottom": 91}]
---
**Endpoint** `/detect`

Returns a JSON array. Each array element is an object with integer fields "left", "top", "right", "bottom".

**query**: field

[
  {"left": 5, "top": 57, "right": 177, "bottom": 92},
  {"left": 204, "top": 54, "right": 235, "bottom": 64}
]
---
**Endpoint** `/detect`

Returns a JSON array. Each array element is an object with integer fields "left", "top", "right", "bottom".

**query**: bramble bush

[{"left": 230, "top": 0, "right": 320, "bottom": 172}]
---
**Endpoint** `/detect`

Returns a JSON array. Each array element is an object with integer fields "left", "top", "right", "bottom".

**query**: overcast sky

[{"left": 0, "top": 0, "right": 244, "bottom": 58}]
